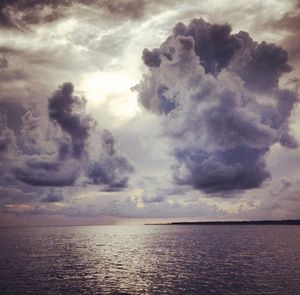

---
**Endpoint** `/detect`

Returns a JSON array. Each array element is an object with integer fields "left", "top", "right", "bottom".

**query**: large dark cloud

[
  {"left": 143, "top": 18, "right": 292, "bottom": 93},
  {"left": 136, "top": 18, "right": 298, "bottom": 194},
  {"left": 0, "top": 76, "right": 134, "bottom": 205},
  {"left": 173, "top": 147, "right": 270, "bottom": 193},
  {"left": 48, "top": 82, "right": 92, "bottom": 160},
  {"left": 232, "top": 32, "right": 292, "bottom": 92},
  {"left": 47, "top": 83, "right": 134, "bottom": 190},
  {"left": 173, "top": 19, "right": 241, "bottom": 75}
]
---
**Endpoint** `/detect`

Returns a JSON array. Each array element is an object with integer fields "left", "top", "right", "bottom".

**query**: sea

[{"left": 0, "top": 225, "right": 299, "bottom": 294}]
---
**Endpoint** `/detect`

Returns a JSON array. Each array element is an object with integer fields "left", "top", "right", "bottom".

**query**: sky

[{"left": 0, "top": 0, "right": 300, "bottom": 226}]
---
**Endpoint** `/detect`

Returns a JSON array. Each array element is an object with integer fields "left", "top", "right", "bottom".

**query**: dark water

[{"left": 0, "top": 225, "right": 299, "bottom": 295}]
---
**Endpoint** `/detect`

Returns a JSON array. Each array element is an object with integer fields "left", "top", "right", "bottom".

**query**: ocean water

[{"left": 0, "top": 225, "right": 299, "bottom": 295}]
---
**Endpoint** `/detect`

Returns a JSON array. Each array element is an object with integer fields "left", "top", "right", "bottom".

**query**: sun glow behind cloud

[{"left": 80, "top": 71, "right": 140, "bottom": 120}]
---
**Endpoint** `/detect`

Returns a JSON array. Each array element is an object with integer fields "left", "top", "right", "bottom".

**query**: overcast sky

[{"left": 0, "top": 0, "right": 300, "bottom": 226}]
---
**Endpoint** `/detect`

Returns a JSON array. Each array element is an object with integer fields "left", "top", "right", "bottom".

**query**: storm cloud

[
  {"left": 136, "top": 18, "right": 299, "bottom": 194},
  {"left": 173, "top": 19, "right": 241, "bottom": 75},
  {"left": 0, "top": 78, "right": 134, "bottom": 196},
  {"left": 232, "top": 32, "right": 292, "bottom": 92},
  {"left": 48, "top": 82, "right": 92, "bottom": 159},
  {"left": 47, "top": 83, "right": 134, "bottom": 190}
]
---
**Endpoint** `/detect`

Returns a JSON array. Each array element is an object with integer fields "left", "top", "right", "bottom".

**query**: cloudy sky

[{"left": 0, "top": 0, "right": 300, "bottom": 226}]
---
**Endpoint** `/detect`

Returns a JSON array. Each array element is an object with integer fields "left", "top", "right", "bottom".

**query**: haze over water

[{"left": 0, "top": 225, "right": 299, "bottom": 294}]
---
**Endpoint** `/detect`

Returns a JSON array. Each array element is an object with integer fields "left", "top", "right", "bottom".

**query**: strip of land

[{"left": 146, "top": 219, "right": 300, "bottom": 225}]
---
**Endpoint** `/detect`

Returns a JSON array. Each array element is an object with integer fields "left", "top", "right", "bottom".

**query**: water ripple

[{"left": 0, "top": 225, "right": 299, "bottom": 294}]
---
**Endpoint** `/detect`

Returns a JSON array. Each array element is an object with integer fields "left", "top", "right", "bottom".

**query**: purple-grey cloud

[
  {"left": 48, "top": 82, "right": 92, "bottom": 160},
  {"left": 41, "top": 188, "right": 64, "bottom": 202},
  {"left": 0, "top": 0, "right": 146, "bottom": 30},
  {"left": 88, "top": 130, "right": 134, "bottom": 191},
  {"left": 14, "top": 156, "right": 79, "bottom": 187},
  {"left": 136, "top": 18, "right": 299, "bottom": 194}
]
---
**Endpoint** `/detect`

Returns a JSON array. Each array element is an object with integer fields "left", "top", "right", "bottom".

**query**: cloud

[
  {"left": 0, "top": 112, "right": 18, "bottom": 160},
  {"left": 280, "top": 178, "right": 292, "bottom": 191},
  {"left": 0, "top": 100, "right": 26, "bottom": 135},
  {"left": 172, "top": 19, "right": 292, "bottom": 91},
  {"left": 14, "top": 156, "right": 79, "bottom": 187},
  {"left": 87, "top": 130, "right": 134, "bottom": 191},
  {"left": 136, "top": 18, "right": 299, "bottom": 194},
  {"left": 48, "top": 82, "right": 93, "bottom": 160},
  {"left": 270, "top": 3, "right": 300, "bottom": 62},
  {"left": 0, "top": 57, "right": 8, "bottom": 68},
  {"left": 142, "top": 48, "right": 161, "bottom": 68},
  {"left": 0, "top": 0, "right": 146, "bottom": 30},
  {"left": 19, "top": 110, "right": 56, "bottom": 155},
  {"left": 173, "top": 19, "right": 241, "bottom": 75},
  {"left": 0, "top": 127, "right": 16, "bottom": 157},
  {"left": 279, "top": 131, "right": 298, "bottom": 149},
  {"left": 0, "top": 0, "right": 84, "bottom": 29},
  {"left": 0, "top": 68, "right": 28, "bottom": 82},
  {"left": 232, "top": 32, "right": 292, "bottom": 92},
  {"left": 173, "top": 147, "right": 270, "bottom": 194},
  {"left": 100, "top": 0, "right": 145, "bottom": 19},
  {"left": 41, "top": 188, "right": 64, "bottom": 202},
  {"left": 0, "top": 76, "right": 134, "bottom": 194},
  {"left": 48, "top": 83, "right": 134, "bottom": 190}
]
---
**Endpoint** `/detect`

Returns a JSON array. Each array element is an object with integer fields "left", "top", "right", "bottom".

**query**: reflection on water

[{"left": 0, "top": 225, "right": 300, "bottom": 294}]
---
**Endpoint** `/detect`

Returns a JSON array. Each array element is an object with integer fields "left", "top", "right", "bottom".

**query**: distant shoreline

[{"left": 145, "top": 219, "right": 300, "bottom": 225}]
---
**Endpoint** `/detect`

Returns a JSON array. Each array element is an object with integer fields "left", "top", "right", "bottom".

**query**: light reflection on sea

[{"left": 0, "top": 225, "right": 300, "bottom": 294}]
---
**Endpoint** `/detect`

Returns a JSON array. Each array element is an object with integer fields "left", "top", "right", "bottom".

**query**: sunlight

[{"left": 80, "top": 71, "right": 139, "bottom": 120}]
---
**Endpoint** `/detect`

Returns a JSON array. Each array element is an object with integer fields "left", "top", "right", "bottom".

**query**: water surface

[{"left": 0, "top": 225, "right": 299, "bottom": 294}]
